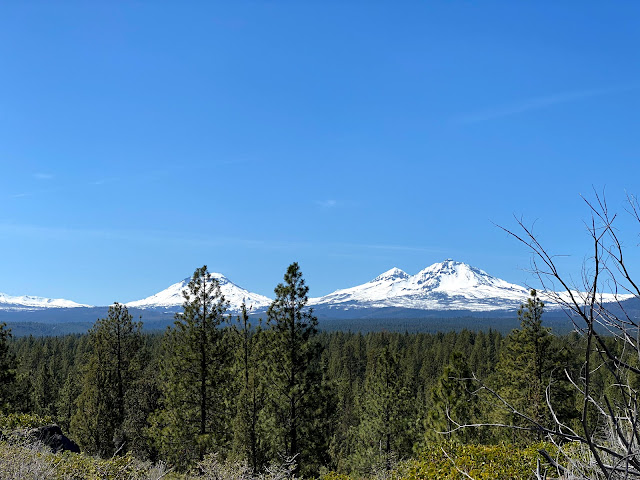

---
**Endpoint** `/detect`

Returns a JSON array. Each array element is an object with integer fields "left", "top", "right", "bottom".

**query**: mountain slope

[
  {"left": 310, "top": 259, "right": 634, "bottom": 314},
  {"left": 125, "top": 273, "right": 272, "bottom": 313},
  {"left": 0, "top": 292, "right": 90, "bottom": 311},
  {"left": 310, "top": 260, "right": 536, "bottom": 312},
  {"left": 1, "top": 260, "right": 634, "bottom": 319}
]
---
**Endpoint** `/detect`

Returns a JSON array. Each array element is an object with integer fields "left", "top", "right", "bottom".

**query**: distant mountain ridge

[
  {"left": 123, "top": 260, "right": 538, "bottom": 314},
  {"left": 0, "top": 260, "right": 633, "bottom": 318},
  {"left": 125, "top": 273, "right": 272, "bottom": 313},
  {"left": 0, "top": 292, "right": 89, "bottom": 311},
  {"left": 309, "top": 259, "right": 533, "bottom": 312}
]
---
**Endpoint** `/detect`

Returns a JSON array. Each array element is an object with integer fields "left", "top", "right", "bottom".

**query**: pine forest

[{"left": 1, "top": 261, "right": 633, "bottom": 479}]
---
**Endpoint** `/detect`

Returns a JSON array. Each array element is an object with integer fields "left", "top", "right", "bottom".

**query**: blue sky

[{"left": 1, "top": 2, "right": 640, "bottom": 305}]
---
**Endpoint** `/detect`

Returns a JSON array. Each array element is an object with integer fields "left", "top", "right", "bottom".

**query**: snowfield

[
  {"left": 0, "top": 260, "right": 633, "bottom": 314},
  {"left": 308, "top": 260, "right": 634, "bottom": 312},
  {"left": 0, "top": 293, "right": 90, "bottom": 311},
  {"left": 125, "top": 273, "right": 272, "bottom": 313}
]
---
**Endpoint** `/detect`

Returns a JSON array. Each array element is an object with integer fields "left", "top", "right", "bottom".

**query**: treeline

[{"left": 0, "top": 264, "right": 589, "bottom": 476}]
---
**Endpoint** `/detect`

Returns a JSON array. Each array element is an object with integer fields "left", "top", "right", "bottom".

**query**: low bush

[
  {"left": 400, "top": 443, "right": 560, "bottom": 480},
  {"left": 0, "top": 412, "right": 54, "bottom": 431}
]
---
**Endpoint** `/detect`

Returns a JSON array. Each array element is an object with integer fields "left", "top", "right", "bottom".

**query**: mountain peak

[
  {"left": 414, "top": 260, "right": 492, "bottom": 290},
  {"left": 311, "top": 259, "right": 532, "bottom": 312},
  {"left": 126, "top": 272, "right": 271, "bottom": 312},
  {"left": 420, "top": 259, "right": 489, "bottom": 276},
  {"left": 0, "top": 292, "right": 90, "bottom": 311},
  {"left": 429, "top": 259, "right": 472, "bottom": 270},
  {"left": 372, "top": 267, "right": 409, "bottom": 283}
]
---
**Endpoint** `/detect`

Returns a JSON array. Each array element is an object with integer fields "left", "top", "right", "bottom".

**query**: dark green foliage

[
  {"left": 351, "top": 344, "right": 413, "bottom": 473},
  {"left": 2, "top": 276, "right": 597, "bottom": 476},
  {"left": 72, "top": 303, "right": 143, "bottom": 456},
  {"left": 324, "top": 332, "right": 365, "bottom": 473},
  {"left": 427, "top": 351, "right": 480, "bottom": 444},
  {"left": 6, "top": 321, "right": 516, "bottom": 474},
  {"left": 56, "top": 368, "right": 81, "bottom": 433},
  {"left": 9, "top": 334, "right": 90, "bottom": 427},
  {"left": 0, "top": 323, "right": 15, "bottom": 409},
  {"left": 152, "top": 265, "right": 232, "bottom": 468},
  {"left": 231, "top": 301, "right": 268, "bottom": 473},
  {"left": 122, "top": 334, "right": 162, "bottom": 461},
  {"left": 266, "top": 262, "right": 330, "bottom": 475},
  {"left": 495, "top": 290, "right": 577, "bottom": 441}
]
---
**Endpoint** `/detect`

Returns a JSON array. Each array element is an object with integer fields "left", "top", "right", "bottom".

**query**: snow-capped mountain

[
  {"left": 126, "top": 273, "right": 272, "bottom": 313},
  {"left": 0, "top": 292, "right": 90, "bottom": 311},
  {"left": 2, "top": 260, "right": 634, "bottom": 321},
  {"left": 309, "top": 260, "right": 634, "bottom": 313},
  {"left": 309, "top": 259, "right": 537, "bottom": 312}
]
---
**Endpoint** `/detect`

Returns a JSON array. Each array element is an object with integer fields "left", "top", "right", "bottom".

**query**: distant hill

[{"left": 0, "top": 259, "right": 631, "bottom": 336}]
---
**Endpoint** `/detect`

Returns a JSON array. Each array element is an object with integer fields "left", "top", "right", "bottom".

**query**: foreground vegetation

[
  {"left": 0, "top": 252, "right": 636, "bottom": 478},
  {"left": 0, "top": 412, "right": 562, "bottom": 480},
  {"left": 0, "top": 265, "right": 583, "bottom": 478}
]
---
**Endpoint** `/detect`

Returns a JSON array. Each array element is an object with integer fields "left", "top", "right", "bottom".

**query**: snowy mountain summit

[
  {"left": 0, "top": 292, "right": 90, "bottom": 311},
  {"left": 309, "top": 259, "right": 532, "bottom": 312},
  {"left": 0, "top": 260, "right": 633, "bottom": 318},
  {"left": 126, "top": 272, "right": 272, "bottom": 313},
  {"left": 372, "top": 267, "right": 410, "bottom": 283}
]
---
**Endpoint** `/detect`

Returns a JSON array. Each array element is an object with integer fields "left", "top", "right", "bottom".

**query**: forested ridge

[{"left": 0, "top": 264, "right": 622, "bottom": 478}]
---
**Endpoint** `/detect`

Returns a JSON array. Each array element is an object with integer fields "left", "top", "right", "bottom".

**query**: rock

[{"left": 28, "top": 424, "right": 80, "bottom": 453}]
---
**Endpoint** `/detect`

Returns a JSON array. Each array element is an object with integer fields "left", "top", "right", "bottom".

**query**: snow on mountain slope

[
  {"left": 310, "top": 260, "right": 634, "bottom": 312},
  {"left": 546, "top": 289, "right": 631, "bottom": 307},
  {"left": 2, "top": 260, "right": 632, "bottom": 316},
  {"left": 126, "top": 273, "right": 272, "bottom": 312},
  {"left": 308, "top": 267, "right": 413, "bottom": 306},
  {"left": 311, "top": 260, "right": 540, "bottom": 312},
  {"left": 0, "top": 292, "right": 90, "bottom": 311}
]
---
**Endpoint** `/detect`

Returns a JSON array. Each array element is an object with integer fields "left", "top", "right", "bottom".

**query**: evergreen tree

[
  {"left": 231, "top": 301, "right": 267, "bottom": 473},
  {"left": 152, "top": 265, "right": 232, "bottom": 468},
  {"left": 0, "top": 322, "right": 15, "bottom": 410},
  {"left": 327, "top": 333, "right": 366, "bottom": 471},
  {"left": 57, "top": 368, "right": 81, "bottom": 433},
  {"left": 427, "top": 351, "right": 480, "bottom": 444},
  {"left": 123, "top": 335, "right": 162, "bottom": 461},
  {"left": 32, "top": 354, "right": 54, "bottom": 417},
  {"left": 496, "top": 289, "right": 576, "bottom": 441},
  {"left": 351, "top": 345, "right": 412, "bottom": 474},
  {"left": 266, "top": 262, "right": 327, "bottom": 475},
  {"left": 72, "top": 303, "right": 143, "bottom": 456}
]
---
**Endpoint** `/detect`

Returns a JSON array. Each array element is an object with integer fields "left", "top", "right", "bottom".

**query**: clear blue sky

[{"left": 1, "top": 2, "right": 639, "bottom": 305}]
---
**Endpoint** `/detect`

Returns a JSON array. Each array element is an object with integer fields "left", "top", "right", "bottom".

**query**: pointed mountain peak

[
  {"left": 126, "top": 271, "right": 272, "bottom": 312},
  {"left": 178, "top": 272, "right": 230, "bottom": 285},
  {"left": 310, "top": 259, "right": 535, "bottom": 312},
  {"left": 372, "top": 267, "right": 409, "bottom": 283},
  {"left": 210, "top": 272, "right": 231, "bottom": 285},
  {"left": 433, "top": 259, "right": 465, "bottom": 268},
  {"left": 419, "top": 259, "right": 484, "bottom": 275}
]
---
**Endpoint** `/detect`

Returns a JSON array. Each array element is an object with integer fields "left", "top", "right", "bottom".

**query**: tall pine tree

[
  {"left": 0, "top": 322, "right": 15, "bottom": 410},
  {"left": 72, "top": 303, "right": 143, "bottom": 455},
  {"left": 231, "top": 301, "right": 267, "bottom": 473},
  {"left": 152, "top": 266, "right": 232, "bottom": 468},
  {"left": 496, "top": 289, "right": 576, "bottom": 441},
  {"left": 427, "top": 351, "right": 480, "bottom": 444},
  {"left": 351, "top": 345, "right": 412, "bottom": 474},
  {"left": 266, "top": 262, "right": 328, "bottom": 475}
]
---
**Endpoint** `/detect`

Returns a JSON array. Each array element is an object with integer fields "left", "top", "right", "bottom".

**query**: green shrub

[
  {"left": 399, "top": 443, "right": 559, "bottom": 480},
  {"left": 0, "top": 412, "right": 53, "bottom": 431},
  {"left": 320, "top": 472, "right": 353, "bottom": 480}
]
